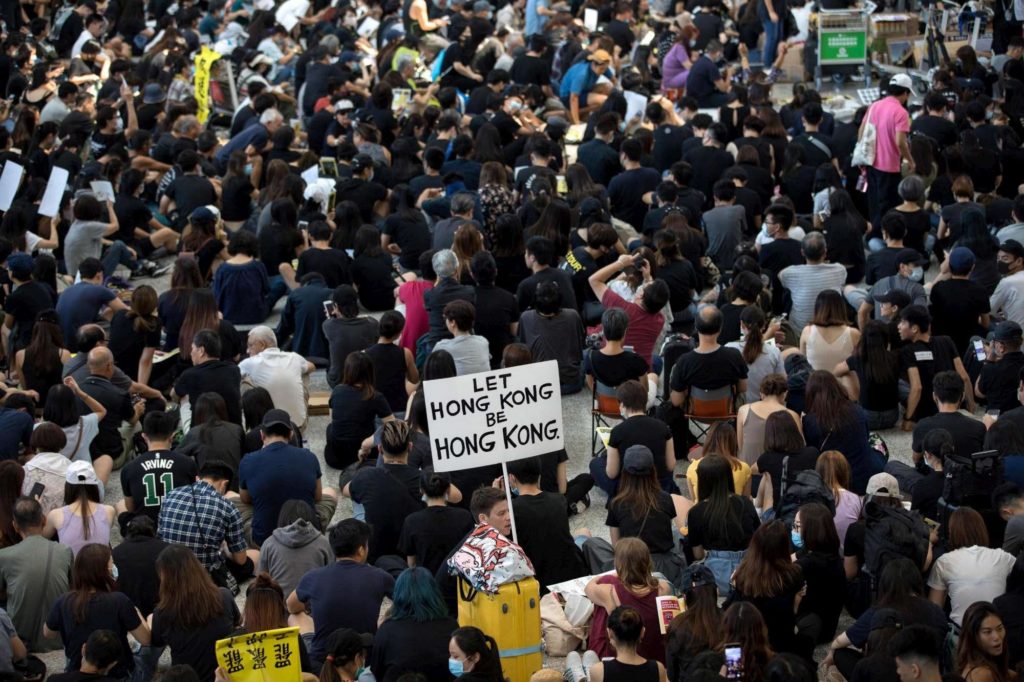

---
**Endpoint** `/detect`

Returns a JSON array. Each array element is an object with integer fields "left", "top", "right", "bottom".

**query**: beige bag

[{"left": 539, "top": 593, "right": 591, "bottom": 656}]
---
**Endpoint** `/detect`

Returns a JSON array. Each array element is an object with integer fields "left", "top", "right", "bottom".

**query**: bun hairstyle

[
  {"left": 607, "top": 606, "right": 645, "bottom": 646},
  {"left": 421, "top": 471, "right": 450, "bottom": 499}
]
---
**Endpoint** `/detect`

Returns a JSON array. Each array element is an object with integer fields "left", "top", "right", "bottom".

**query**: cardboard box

[
  {"left": 780, "top": 42, "right": 805, "bottom": 80},
  {"left": 872, "top": 13, "right": 919, "bottom": 37}
]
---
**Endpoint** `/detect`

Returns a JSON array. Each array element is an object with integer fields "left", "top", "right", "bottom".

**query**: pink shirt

[
  {"left": 398, "top": 280, "right": 433, "bottom": 352},
  {"left": 869, "top": 96, "right": 910, "bottom": 173}
]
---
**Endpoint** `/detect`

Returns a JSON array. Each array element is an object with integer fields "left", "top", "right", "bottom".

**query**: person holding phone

[{"left": 975, "top": 321, "right": 1024, "bottom": 413}]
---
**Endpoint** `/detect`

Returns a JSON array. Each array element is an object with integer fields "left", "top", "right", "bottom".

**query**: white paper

[
  {"left": 0, "top": 162, "right": 23, "bottom": 212},
  {"left": 584, "top": 8, "right": 598, "bottom": 31},
  {"left": 640, "top": 30, "right": 655, "bottom": 46},
  {"left": 624, "top": 90, "right": 648, "bottom": 123},
  {"left": 423, "top": 361, "right": 564, "bottom": 472},
  {"left": 90, "top": 180, "right": 115, "bottom": 202},
  {"left": 548, "top": 570, "right": 615, "bottom": 597},
  {"left": 301, "top": 165, "right": 319, "bottom": 185},
  {"left": 274, "top": 0, "right": 309, "bottom": 32},
  {"left": 357, "top": 16, "right": 380, "bottom": 38},
  {"left": 38, "top": 167, "right": 70, "bottom": 217}
]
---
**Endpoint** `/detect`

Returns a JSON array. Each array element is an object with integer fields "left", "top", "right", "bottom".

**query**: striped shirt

[{"left": 778, "top": 263, "right": 848, "bottom": 330}]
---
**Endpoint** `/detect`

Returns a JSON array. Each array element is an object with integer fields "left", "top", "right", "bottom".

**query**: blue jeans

[
  {"left": 133, "top": 646, "right": 165, "bottom": 682},
  {"left": 762, "top": 18, "right": 782, "bottom": 66},
  {"left": 704, "top": 549, "right": 746, "bottom": 598},
  {"left": 101, "top": 240, "right": 137, "bottom": 277}
]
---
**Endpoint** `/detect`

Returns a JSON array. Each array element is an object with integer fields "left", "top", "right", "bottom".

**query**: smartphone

[
  {"left": 623, "top": 345, "right": 634, "bottom": 353},
  {"left": 974, "top": 338, "right": 987, "bottom": 362},
  {"left": 724, "top": 643, "right": 742, "bottom": 680},
  {"left": 29, "top": 482, "right": 44, "bottom": 500},
  {"left": 987, "top": 409, "right": 1001, "bottom": 418},
  {"left": 323, "top": 301, "right": 338, "bottom": 317},
  {"left": 633, "top": 253, "right": 644, "bottom": 267}
]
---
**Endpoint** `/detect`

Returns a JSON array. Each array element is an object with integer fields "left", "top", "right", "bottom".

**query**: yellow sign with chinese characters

[
  {"left": 215, "top": 627, "right": 302, "bottom": 682},
  {"left": 194, "top": 46, "right": 222, "bottom": 125}
]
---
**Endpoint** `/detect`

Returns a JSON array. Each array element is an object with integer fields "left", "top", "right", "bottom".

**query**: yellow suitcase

[{"left": 457, "top": 577, "right": 543, "bottom": 682}]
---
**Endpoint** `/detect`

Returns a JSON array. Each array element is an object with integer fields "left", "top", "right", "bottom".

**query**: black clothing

[
  {"left": 398, "top": 506, "right": 475, "bottom": 575},
  {"left": 513, "top": 492, "right": 587, "bottom": 593}
]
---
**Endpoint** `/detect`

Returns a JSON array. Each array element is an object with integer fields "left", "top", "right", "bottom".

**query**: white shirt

[
  {"left": 991, "top": 271, "right": 1024, "bottom": 326},
  {"left": 70, "top": 30, "right": 94, "bottom": 59},
  {"left": 239, "top": 348, "right": 309, "bottom": 426},
  {"left": 927, "top": 545, "right": 1017, "bottom": 626}
]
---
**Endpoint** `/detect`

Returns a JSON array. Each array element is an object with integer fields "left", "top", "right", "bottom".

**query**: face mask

[
  {"left": 355, "top": 667, "right": 366, "bottom": 679},
  {"left": 987, "top": 110, "right": 994, "bottom": 120},
  {"left": 245, "top": 163, "right": 253, "bottom": 176},
  {"left": 618, "top": 121, "right": 627, "bottom": 133},
  {"left": 510, "top": 487, "right": 520, "bottom": 496},
  {"left": 910, "top": 266, "right": 924, "bottom": 282},
  {"left": 508, "top": 101, "right": 523, "bottom": 113},
  {"left": 1000, "top": 261, "right": 1012, "bottom": 276},
  {"left": 790, "top": 529, "right": 803, "bottom": 549},
  {"left": 448, "top": 659, "right": 464, "bottom": 677},
  {"left": 110, "top": 563, "right": 119, "bottom": 580}
]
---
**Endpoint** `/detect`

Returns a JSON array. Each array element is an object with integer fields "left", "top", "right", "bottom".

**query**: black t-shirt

[
  {"left": 899, "top": 336, "right": 959, "bottom": 421},
  {"left": 929, "top": 278, "right": 990, "bottom": 356},
  {"left": 47, "top": 592, "right": 142, "bottom": 679},
  {"left": 911, "top": 411, "right": 986, "bottom": 457},
  {"left": 658, "top": 259, "right": 699, "bottom": 313},
  {"left": 652, "top": 124, "right": 692, "bottom": 173},
  {"left": 119, "top": 449, "right": 197, "bottom": 523},
  {"left": 382, "top": 213, "right": 431, "bottom": 270},
  {"left": 329, "top": 385, "right": 392, "bottom": 441},
  {"left": 562, "top": 246, "right": 614, "bottom": 306},
  {"left": 220, "top": 176, "right": 254, "bottom": 222},
  {"left": 513, "top": 492, "right": 588, "bottom": 591},
  {"left": 911, "top": 114, "right": 958, "bottom": 149},
  {"left": 755, "top": 446, "right": 820, "bottom": 510},
  {"left": 108, "top": 309, "right": 161, "bottom": 381},
  {"left": 398, "top": 505, "right": 475, "bottom": 575},
  {"left": 730, "top": 569, "right": 805, "bottom": 654},
  {"left": 589, "top": 351, "right": 649, "bottom": 388},
  {"left": 979, "top": 352, "right": 1024, "bottom": 413},
  {"left": 79, "top": 375, "right": 134, "bottom": 458},
  {"left": 910, "top": 469, "right": 945, "bottom": 521},
  {"left": 473, "top": 285, "right": 519, "bottom": 370},
  {"left": 113, "top": 194, "right": 152, "bottom": 244},
  {"left": 845, "top": 353, "right": 900, "bottom": 412},
  {"left": 609, "top": 415, "right": 671, "bottom": 479},
  {"left": 509, "top": 54, "right": 550, "bottom": 88},
  {"left": 152, "top": 587, "right": 239, "bottom": 682},
  {"left": 336, "top": 178, "right": 388, "bottom": 223},
  {"left": 259, "top": 225, "right": 302, "bottom": 276},
  {"left": 165, "top": 174, "right": 217, "bottom": 220},
  {"left": 759, "top": 238, "right": 804, "bottom": 311},
  {"left": 297, "top": 247, "right": 352, "bottom": 289},
  {"left": 352, "top": 254, "right": 397, "bottom": 311},
  {"left": 350, "top": 466, "right": 424, "bottom": 561},
  {"left": 670, "top": 346, "right": 748, "bottom": 393},
  {"left": 687, "top": 495, "right": 760, "bottom": 551},
  {"left": 5, "top": 280, "right": 57, "bottom": 349},
  {"left": 606, "top": 491, "right": 676, "bottom": 554},
  {"left": 605, "top": 18, "right": 634, "bottom": 53},
  {"left": 682, "top": 146, "right": 734, "bottom": 209},
  {"left": 865, "top": 246, "right": 902, "bottom": 286},
  {"left": 791, "top": 133, "right": 834, "bottom": 167},
  {"left": 173, "top": 360, "right": 242, "bottom": 424},
  {"left": 111, "top": 535, "right": 171, "bottom": 616}
]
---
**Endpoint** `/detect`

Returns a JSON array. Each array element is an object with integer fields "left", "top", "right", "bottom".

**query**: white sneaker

[
  {"left": 581, "top": 650, "right": 600, "bottom": 673},
  {"left": 564, "top": 651, "right": 587, "bottom": 682}
]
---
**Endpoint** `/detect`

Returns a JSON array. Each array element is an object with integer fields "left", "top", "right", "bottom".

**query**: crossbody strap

[{"left": 187, "top": 483, "right": 211, "bottom": 553}]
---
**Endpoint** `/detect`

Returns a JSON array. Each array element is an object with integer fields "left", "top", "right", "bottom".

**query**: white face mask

[{"left": 910, "top": 266, "right": 924, "bottom": 282}]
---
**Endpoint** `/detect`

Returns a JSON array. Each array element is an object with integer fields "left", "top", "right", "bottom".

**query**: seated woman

[
  {"left": 41, "top": 379, "right": 107, "bottom": 466},
  {"left": 800, "top": 290, "right": 860, "bottom": 373},
  {"left": 213, "top": 230, "right": 270, "bottom": 325},
  {"left": 241, "top": 387, "right": 302, "bottom": 455},
  {"left": 23, "top": 423, "right": 108, "bottom": 516},
  {"left": 43, "top": 459, "right": 116, "bottom": 555},
  {"left": 735, "top": 373, "right": 800, "bottom": 468},
  {"left": 666, "top": 564, "right": 722, "bottom": 681},
  {"left": 686, "top": 423, "right": 751, "bottom": 501},
  {"left": 803, "top": 371, "right": 880, "bottom": 496},
  {"left": 816, "top": 450, "right": 862, "bottom": 550},
  {"left": 325, "top": 351, "right": 394, "bottom": 469},
  {"left": 108, "top": 285, "right": 162, "bottom": 384},
  {"left": 834, "top": 320, "right": 900, "bottom": 431},
  {"left": 718, "top": 602, "right": 774, "bottom": 682},
  {"left": 584, "top": 538, "right": 673, "bottom": 664},
  {"left": 178, "top": 393, "right": 246, "bottom": 486},
  {"left": 573, "top": 606, "right": 667, "bottom": 682},
  {"left": 585, "top": 308, "right": 650, "bottom": 396},
  {"left": 792, "top": 502, "right": 845, "bottom": 645},
  {"left": 957, "top": 602, "right": 1014, "bottom": 682},
  {"left": 14, "top": 311, "right": 69, "bottom": 401},
  {"left": 727, "top": 306, "right": 785, "bottom": 405},
  {"left": 752, "top": 411, "right": 819, "bottom": 516}
]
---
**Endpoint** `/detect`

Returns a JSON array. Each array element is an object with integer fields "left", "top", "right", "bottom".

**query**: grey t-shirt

[
  {"left": 432, "top": 218, "right": 482, "bottom": 251},
  {"left": 433, "top": 334, "right": 491, "bottom": 376},
  {"left": 64, "top": 220, "right": 109, "bottom": 278},
  {"left": 0, "top": 535, "right": 73, "bottom": 652},
  {"left": 703, "top": 204, "right": 747, "bottom": 272},
  {"left": 1004, "top": 514, "right": 1024, "bottom": 558}
]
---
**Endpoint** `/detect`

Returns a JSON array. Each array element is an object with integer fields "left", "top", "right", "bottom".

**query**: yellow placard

[
  {"left": 215, "top": 626, "right": 302, "bottom": 682},
  {"left": 194, "top": 46, "right": 222, "bottom": 125}
]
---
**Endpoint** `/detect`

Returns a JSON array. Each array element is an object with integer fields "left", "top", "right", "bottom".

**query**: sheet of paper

[
  {"left": 640, "top": 30, "right": 655, "bottom": 46},
  {"left": 301, "top": 165, "right": 319, "bottom": 185},
  {"left": 90, "top": 180, "right": 115, "bottom": 202},
  {"left": 624, "top": 90, "right": 648, "bottom": 123},
  {"left": 357, "top": 16, "right": 380, "bottom": 38},
  {"left": 0, "top": 162, "right": 23, "bottom": 212},
  {"left": 584, "top": 8, "right": 598, "bottom": 31},
  {"left": 274, "top": 0, "right": 308, "bottom": 32},
  {"left": 548, "top": 570, "right": 616, "bottom": 597},
  {"left": 38, "top": 167, "right": 70, "bottom": 218}
]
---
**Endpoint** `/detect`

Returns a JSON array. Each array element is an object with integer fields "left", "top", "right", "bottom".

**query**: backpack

[
  {"left": 942, "top": 449, "right": 1003, "bottom": 509},
  {"left": 776, "top": 456, "right": 835, "bottom": 529},
  {"left": 863, "top": 500, "right": 930, "bottom": 581}
]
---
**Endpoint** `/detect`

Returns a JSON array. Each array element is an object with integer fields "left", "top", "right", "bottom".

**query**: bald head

[
  {"left": 87, "top": 346, "right": 114, "bottom": 377},
  {"left": 695, "top": 304, "right": 724, "bottom": 338}
]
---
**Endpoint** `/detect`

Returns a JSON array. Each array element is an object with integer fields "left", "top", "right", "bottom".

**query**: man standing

[
  {"left": 861, "top": 74, "right": 914, "bottom": 230},
  {"left": 0, "top": 498, "right": 72, "bottom": 652},
  {"left": 172, "top": 330, "right": 242, "bottom": 424},
  {"left": 778, "top": 232, "right": 847, "bottom": 331},
  {"left": 288, "top": 519, "right": 395, "bottom": 668},
  {"left": 239, "top": 410, "right": 336, "bottom": 547},
  {"left": 240, "top": 326, "right": 315, "bottom": 430}
]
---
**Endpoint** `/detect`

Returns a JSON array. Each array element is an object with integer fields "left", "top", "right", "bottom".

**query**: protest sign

[
  {"left": 216, "top": 627, "right": 301, "bottom": 682},
  {"left": 38, "top": 167, "right": 69, "bottom": 218},
  {"left": 0, "top": 162, "right": 24, "bottom": 212},
  {"left": 423, "top": 360, "right": 563, "bottom": 473},
  {"left": 194, "top": 46, "right": 222, "bottom": 124}
]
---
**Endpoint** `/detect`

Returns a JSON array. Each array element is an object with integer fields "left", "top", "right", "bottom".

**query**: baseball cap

[
  {"left": 588, "top": 49, "right": 612, "bottom": 64},
  {"left": 351, "top": 154, "right": 374, "bottom": 173},
  {"left": 866, "top": 472, "right": 900, "bottom": 498},
  {"left": 870, "top": 608, "right": 904, "bottom": 632},
  {"left": 472, "top": 0, "right": 491, "bottom": 11},
  {"left": 874, "top": 289, "right": 911, "bottom": 308},
  {"left": 1001, "top": 239, "right": 1024, "bottom": 260},
  {"left": 190, "top": 206, "right": 218, "bottom": 223},
  {"left": 896, "top": 248, "right": 926, "bottom": 266},
  {"left": 142, "top": 83, "right": 166, "bottom": 105},
  {"left": 335, "top": 99, "right": 355, "bottom": 113},
  {"left": 889, "top": 73, "right": 913, "bottom": 92},
  {"left": 948, "top": 246, "right": 976, "bottom": 273},
  {"left": 66, "top": 460, "right": 101, "bottom": 487},
  {"left": 680, "top": 563, "right": 717, "bottom": 592},
  {"left": 992, "top": 320, "right": 1024, "bottom": 343},
  {"left": 6, "top": 253, "right": 33, "bottom": 280},
  {"left": 623, "top": 445, "right": 654, "bottom": 475},
  {"left": 261, "top": 408, "right": 293, "bottom": 430}
]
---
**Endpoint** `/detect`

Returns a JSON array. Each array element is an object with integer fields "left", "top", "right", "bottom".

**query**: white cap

[
  {"left": 889, "top": 73, "right": 913, "bottom": 92},
  {"left": 66, "top": 460, "right": 100, "bottom": 487}
]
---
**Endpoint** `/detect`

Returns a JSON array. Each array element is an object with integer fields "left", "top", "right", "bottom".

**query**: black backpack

[
  {"left": 776, "top": 457, "right": 835, "bottom": 529},
  {"left": 863, "top": 500, "right": 930, "bottom": 581},
  {"left": 942, "top": 449, "right": 1003, "bottom": 509}
]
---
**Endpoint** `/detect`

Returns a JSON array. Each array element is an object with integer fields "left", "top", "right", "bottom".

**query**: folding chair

[
  {"left": 591, "top": 379, "right": 623, "bottom": 458},
  {"left": 684, "top": 385, "right": 737, "bottom": 444}
]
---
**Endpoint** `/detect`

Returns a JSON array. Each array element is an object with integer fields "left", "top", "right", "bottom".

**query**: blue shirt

[
  {"left": 685, "top": 55, "right": 721, "bottom": 101},
  {"left": 215, "top": 123, "right": 269, "bottom": 167},
  {"left": 238, "top": 441, "right": 322, "bottom": 546},
  {"left": 560, "top": 60, "right": 602, "bottom": 100},
  {"left": 212, "top": 259, "right": 270, "bottom": 325},
  {"left": 0, "top": 408, "right": 32, "bottom": 460},
  {"left": 55, "top": 282, "right": 117, "bottom": 349},
  {"left": 525, "top": 0, "right": 549, "bottom": 36}
]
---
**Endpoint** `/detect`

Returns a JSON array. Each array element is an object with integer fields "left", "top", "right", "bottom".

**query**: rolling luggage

[{"left": 458, "top": 577, "right": 543, "bottom": 682}]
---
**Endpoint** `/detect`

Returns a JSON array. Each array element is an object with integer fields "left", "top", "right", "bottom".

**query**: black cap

[
  {"left": 623, "top": 445, "right": 654, "bottom": 474},
  {"left": 680, "top": 563, "right": 717, "bottom": 592},
  {"left": 261, "top": 409, "right": 292, "bottom": 430},
  {"left": 896, "top": 248, "right": 926, "bottom": 266},
  {"left": 351, "top": 154, "right": 374, "bottom": 173},
  {"left": 992, "top": 320, "right": 1023, "bottom": 343},
  {"left": 1001, "top": 239, "right": 1024, "bottom": 260},
  {"left": 870, "top": 608, "right": 904, "bottom": 632},
  {"left": 874, "top": 289, "right": 912, "bottom": 308}
]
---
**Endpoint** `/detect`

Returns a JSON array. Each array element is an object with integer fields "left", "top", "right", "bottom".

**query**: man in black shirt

[
  {"left": 648, "top": 99, "right": 691, "bottom": 173},
  {"left": 791, "top": 101, "right": 835, "bottom": 168},
  {"left": 928, "top": 246, "right": 990, "bottom": 356},
  {"left": 80, "top": 347, "right": 145, "bottom": 461},
  {"left": 423, "top": 250, "right": 476, "bottom": 346},
  {"left": 898, "top": 306, "right": 975, "bottom": 428},
  {"left": 911, "top": 91, "right": 959, "bottom": 150},
  {"left": 335, "top": 154, "right": 389, "bottom": 223},
  {"left": 516, "top": 236, "right": 577, "bottom": 312},
  {"left": 118, "top": 411, "right": 196, "bottom": 528},
  {"left": 976, "top": 321, "right": 1024, "bottom": 413},
  {"left": 682, "top": 122, "right": 734, "bottom": 210},
  {"left": 302, "top": 47, "right": 345, "bottom": 117},
  {"left": 562, "top": 223, "right": 619, "bottom": 319},
  {"left": 3, "top": 253, "right": 57, "bottom": 351},
  {"left": 159, "top": 150, "right": 217, "bottom": 228},
  {"left": 172, "top": 330, "right": 243, "bottom": 424},
  {"left": 758, "top": 204, "right": 804, "bottom": 313},
  {"left": 510, "top": 34, "right": 553, "bottom": 96},
  {"left": 911, "top": 371, "right": 986, "bottom": 462},
  {"left": 506, "top": 456, "right": 587, "bottom": 594},
  {"left": 605, "top": 2, "right": 635, "bottom": 56},
  {"left": 670, "top": 305, "right": 748, "bottom": 419},
  {"left": 595, "top": 379, "right": 673, "bottom": 494},
  {"left": 576, "top": 112, "right": 621, "bottom": 187},
  {"left": 398, "top": 472, "right": 474, "bottom": 574}
]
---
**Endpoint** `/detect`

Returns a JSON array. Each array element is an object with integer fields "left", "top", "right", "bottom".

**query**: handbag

[
  {"left": 188, "top": 483, "right": 239, "bottom": 595},
  {"left": 851, "top": 103, "right": 877, "bottom": 167}
]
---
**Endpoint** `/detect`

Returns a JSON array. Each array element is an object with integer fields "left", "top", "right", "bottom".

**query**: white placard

[
  {"left": 584, "top": 8, "right": 598, "bottom": 31},
  {"left": 301, "top": 165, "right": 319, "bottom": 185},
  {"left": 274, "top": 0, "right": 309, "bottom": 32},
  {"left": 624, "top": 90, "right": 648, "bottom": 122},
  {"left": 90, "top": 180, "right": 115, "bottom": 202},
  {"left": 357, "top": 16, "right": 380, "bottom": 38},
  {"left": 0, "top": 162, "right": 24, "bottom": 212},
  {"left": 38, "top": 167, "right": 70, "bottom": 218},
  {"left": 423, "top": 360, "right": 564, "bottom": 472}
]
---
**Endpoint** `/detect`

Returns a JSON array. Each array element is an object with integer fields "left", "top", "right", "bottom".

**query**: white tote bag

[{"left": 851, "top": 103, "right": 877, "bottom": 168}]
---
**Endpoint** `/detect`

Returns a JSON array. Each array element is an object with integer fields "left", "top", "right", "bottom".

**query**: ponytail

[
  {"left": 318, "top": 658, "right": 341, "bottom": 682},
  {"left": 740, "top": 305, "right": 766, "bottom": 365}
]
